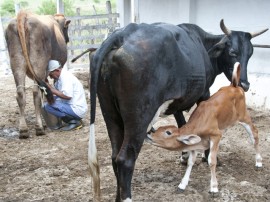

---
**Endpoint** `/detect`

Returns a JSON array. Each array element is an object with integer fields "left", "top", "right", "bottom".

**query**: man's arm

[{"left": 46, "top": 81, "right": 71, "bottom": 100}]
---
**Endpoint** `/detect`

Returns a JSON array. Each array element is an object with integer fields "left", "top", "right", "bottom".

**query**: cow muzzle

[{"left": 240, "top": 80, "right": 250, "bottom": 92}]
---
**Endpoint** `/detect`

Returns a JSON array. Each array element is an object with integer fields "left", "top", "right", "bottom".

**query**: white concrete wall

[{"left": 117, "top": 0, "right": 270, "bottom": 110}]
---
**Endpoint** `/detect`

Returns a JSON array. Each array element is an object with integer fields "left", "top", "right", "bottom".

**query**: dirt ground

[{"left": 0, "top": 70, "right": 270, "bottom": 202}]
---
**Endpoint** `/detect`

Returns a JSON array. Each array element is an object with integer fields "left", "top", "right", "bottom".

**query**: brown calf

[{"left": 147, "top": 62, "right": 262, "bottom": 194}]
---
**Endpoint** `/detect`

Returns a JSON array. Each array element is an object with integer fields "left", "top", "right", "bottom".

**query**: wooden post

[
  {"left": 106, "top": 1, "right": 114, "bottom": 33},
  {"left": 0, "top": 15, "right": 11, "bottom": 75},
  {"left": 92, "top": 5, "right": 99, "bottom": 44},
  {"left": 14, "top": 3, "right": 21, "bottom": 15},
  {"left": 57, "top": 0, "right": 64, "bottom": 14}
]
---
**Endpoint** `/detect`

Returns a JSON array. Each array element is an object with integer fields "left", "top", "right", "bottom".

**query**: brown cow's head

[
  {"left": 54, "top": 14, "right": 71, "bottom": 43},
  {"left": 208, "top": 20, "right": 268, "bottom": 92}
]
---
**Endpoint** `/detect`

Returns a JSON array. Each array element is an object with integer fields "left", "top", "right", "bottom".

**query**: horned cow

[
  {"left": 147, "top": 62, "right": 262, "bottom": 194},
  {"left": 5, "top": 10, "right": 71, "bottom": 138},
  {"left": 87, "top": 20, "right": 267, "bottom": 201}
]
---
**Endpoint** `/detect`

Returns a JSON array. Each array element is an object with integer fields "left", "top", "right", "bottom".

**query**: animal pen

[{"left": 0, "top": 1, "right": 120, "bottom": 73}]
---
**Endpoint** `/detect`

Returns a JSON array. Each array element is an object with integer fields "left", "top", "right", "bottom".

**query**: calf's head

[
  {"left": 208, "top": 19, "right": 268, "bottom": 92},
  {"left": 146, "top": 125, "right": 201, "bottom": 151}
]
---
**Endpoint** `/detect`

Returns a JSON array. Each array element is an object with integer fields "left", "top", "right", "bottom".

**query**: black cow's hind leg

[{"left": 115, "top": 129, "right": 146, "bottom": 201}]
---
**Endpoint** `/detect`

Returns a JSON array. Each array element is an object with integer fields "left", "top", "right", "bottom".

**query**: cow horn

[
  {"left": 250, "top": 28, "right": 269, "bottom": 38},
  {"left": 252, "top": 44, "right": 270, "bottom": 48},
  {"left": 220, "top": 19, "right": 232, "bottom": 35}
]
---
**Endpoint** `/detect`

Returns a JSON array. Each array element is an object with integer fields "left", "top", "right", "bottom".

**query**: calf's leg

[
  {"left": 239, "top": 114, "right": 262, "bottom": 168},
  {"left": 208, "top": 133, "right": 221, "bottom": 194},
  {"left": 178, "top": 150, "right": 197, "bottom": 191}
]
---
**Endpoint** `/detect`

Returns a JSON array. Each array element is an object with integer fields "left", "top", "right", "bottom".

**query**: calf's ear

[{"left": 177, "top": 134, "right": 201, "bottom": 145}]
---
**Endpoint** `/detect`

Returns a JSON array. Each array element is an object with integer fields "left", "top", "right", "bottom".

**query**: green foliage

[
  {"left": 0, "top": 0, "right": 29, "bottom": 16},
  {"left": 63, "top": 0, "right": 75, "bottom": 16},
  {"left": 0, "top": 0, "right": 15, "bottom": 16},
  {"left": 20, "top": 1, "right": 29, "bottom": 7},
  {"left": 0, "top": 0, "right": 116, "bottom": 17},
  {"left": 37, "top": 0, "right": 56, "bottom": 15},
  {"left": 37, "top": 0, "right": 75, "bottom": 16}
]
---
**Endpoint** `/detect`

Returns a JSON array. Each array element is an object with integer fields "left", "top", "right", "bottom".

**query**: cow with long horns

[{"left": 86, "top": 19, "right": 267, "bottom": 201}]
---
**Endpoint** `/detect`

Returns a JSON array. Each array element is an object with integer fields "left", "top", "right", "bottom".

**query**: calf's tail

[
  {"left": 231, "top": 62, "right": 241, "bottom": 87},
  {"left": 88, "top": 25, "right": 136, "bottom": 200}
]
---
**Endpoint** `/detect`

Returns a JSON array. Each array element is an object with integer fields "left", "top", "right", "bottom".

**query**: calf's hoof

[
  {"left": 176, "top": 188, "right": 185, "bottom": 194},
  {"left": 179, "top": 153, "right": 189, "bottom": 166}
]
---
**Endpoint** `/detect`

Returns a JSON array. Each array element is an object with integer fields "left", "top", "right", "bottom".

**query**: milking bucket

[{"left": 41, "top": 106, "right": 62, "bottom": 130}]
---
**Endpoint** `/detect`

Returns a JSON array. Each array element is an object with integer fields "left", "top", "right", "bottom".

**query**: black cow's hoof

[
  {"left": 255, "top": 166, "right": 263, "bottom": 171},
  {"left": 202, "top": 157, "right": 207, "bottom": 163},
  {"left": 209, "top": 191, "right": 219, "bottom": 198}
]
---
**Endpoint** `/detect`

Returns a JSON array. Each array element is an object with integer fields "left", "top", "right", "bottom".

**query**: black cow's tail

[
  {"left": 88, "top": 25, "right": 137, "bottom": 200},
  {"left": 88, "top": 32, "right": 120, "bottom": 201},
  {"left": 17, "top": 11, "right": 54, "bottom": 104},
  {"left": 231, "top": 62, "right": 241, "bottom": 87}
]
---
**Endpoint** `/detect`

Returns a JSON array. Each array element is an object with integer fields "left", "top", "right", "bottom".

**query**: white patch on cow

[
  {"left": 147, "top": 100, "right": 174, "bottom": 132},
  {"left": 239, "top": 122, "right": 255, "bottom": 144},
  {"left": 123, "top": 198, "right": 132, "bottom": 202}
]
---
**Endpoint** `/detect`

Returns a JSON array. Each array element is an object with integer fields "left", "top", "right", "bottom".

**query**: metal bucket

[{"left": 41, "top": 106, "right": 62, "bottom": 130}]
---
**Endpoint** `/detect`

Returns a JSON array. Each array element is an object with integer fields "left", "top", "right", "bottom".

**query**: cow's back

[
  {"left": 188, "top": 86, "right": 246, "bottom": 132},
  {"left": 99, "top": 23, "right": 211, "bottom": 116}
]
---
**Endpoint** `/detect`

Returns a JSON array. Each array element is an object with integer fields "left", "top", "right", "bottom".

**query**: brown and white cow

[
  {"left": 5, "top": 10, "right": 70, "bottom": 138},
  {"left": 147, "top": 62, "right": 262, "bottom": 194}
]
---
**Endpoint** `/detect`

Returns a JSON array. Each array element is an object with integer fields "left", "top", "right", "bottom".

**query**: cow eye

[
  {"left": 166, "top": 131, "right": 172, "bottom": 135},
  {"left": 229, "top": 49, "right": 238, "bottom": 57}
]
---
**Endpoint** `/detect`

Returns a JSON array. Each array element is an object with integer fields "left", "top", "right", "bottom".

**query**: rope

[
  {"left": 17, "top": 84, "right": 47, "bottom": 94},
  {"left": 16, "top": 84, "right": 48, "bottom": 106}
]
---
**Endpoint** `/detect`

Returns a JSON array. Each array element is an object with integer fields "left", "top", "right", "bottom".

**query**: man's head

[{"left": 48, "top": 60, "right": 62, "bottom": 79}]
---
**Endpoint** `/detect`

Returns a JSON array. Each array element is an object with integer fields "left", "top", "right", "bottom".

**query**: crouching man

[{"left": 43, "top": 60, "right": 88, "bottom": 131}]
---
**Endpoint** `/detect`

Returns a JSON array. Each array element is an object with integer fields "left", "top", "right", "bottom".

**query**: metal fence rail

[
  {"left": 66, "top": 8, "right": 120, "bottom": 69},
  {"left": 0, "top": 3, "right": 120, "bottom": 72}
]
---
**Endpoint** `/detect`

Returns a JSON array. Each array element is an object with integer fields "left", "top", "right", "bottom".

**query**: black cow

[{"left": 88, "top": 20, "right": 267, "bottom": 201}]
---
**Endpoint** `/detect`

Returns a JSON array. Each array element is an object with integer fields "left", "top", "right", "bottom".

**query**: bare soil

[{"left": 0, "top": 71, "right": 270, "bottom": 202}]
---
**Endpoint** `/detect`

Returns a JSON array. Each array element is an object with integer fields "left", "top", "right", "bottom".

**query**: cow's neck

[{"left": 203, "top": 33, "right": 224, "bottom": 51}]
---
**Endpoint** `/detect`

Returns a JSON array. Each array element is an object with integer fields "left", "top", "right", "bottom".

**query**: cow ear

[
  {"left": 176, "top": 134, "right": 201, "bottom": 145},
  {"left": 208, "top": 42, "right": 225, "bottom": 58},
  {"left": 65, "top": 20, "right": 71, "bottom": 28}
]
